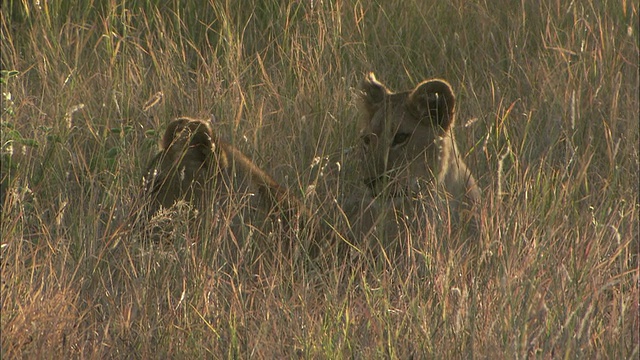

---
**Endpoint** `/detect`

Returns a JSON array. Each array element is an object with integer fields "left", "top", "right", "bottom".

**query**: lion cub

[
  {"left": 142, "top": 117, "right": 307, "bottom": 229},
  {"left": 347, "top": 73, "right": 481, "bottom": 239}
]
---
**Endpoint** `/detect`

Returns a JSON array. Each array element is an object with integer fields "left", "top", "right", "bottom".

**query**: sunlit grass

[{"left": 1, "top": 0, "right": 637, "bottom": 358}]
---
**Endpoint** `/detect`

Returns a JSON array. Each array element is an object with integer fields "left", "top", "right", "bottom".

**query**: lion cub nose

[{"left": 361, "top": 133, "right": 378, "bottom": 149}]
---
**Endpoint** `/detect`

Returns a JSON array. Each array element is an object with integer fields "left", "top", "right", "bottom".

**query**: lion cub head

[
  {"left": 357, "top": 72, "right": 480, "bottom": 214},
  {"left": 143, "top": 117, "right": 228, "bottom": 218}
]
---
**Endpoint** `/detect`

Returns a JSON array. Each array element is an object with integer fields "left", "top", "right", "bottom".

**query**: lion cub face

[
  {"left": 144, "top": 117, "right": 228, "bottom": 218},
  {"left": 356, "top": 72, "right": 480, "bottom": 211}
]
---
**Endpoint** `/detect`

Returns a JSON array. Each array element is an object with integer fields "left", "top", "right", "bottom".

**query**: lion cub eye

[
  {"left": 361, "top": 133, "right": 376, "bottom": 147},
  {"left": 392, "top": 132, "right": 411, "bottom": 147}
]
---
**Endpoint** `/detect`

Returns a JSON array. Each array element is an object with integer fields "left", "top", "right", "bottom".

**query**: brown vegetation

[{"left": 1, "top": 1, "right": 637, "bottom": 358}]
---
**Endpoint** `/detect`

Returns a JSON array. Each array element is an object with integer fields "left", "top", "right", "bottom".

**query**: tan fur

[
  {"left": 348, "top": 73, "right": 481, "bottom": 237},
  {"left": 143, "top": 117, "right": 309, "bottom": 224}
]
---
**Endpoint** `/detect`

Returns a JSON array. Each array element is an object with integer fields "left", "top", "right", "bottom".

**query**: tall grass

[{"left": 1, "top": 0, "right": 638, "bottom": 358}]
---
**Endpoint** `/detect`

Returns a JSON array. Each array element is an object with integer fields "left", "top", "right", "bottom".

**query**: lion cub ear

[
  {"left": 358, "top": 72, "right": 389, "bottom": 118},
  {"left": 408, "top": 79, "right": 456, "bottom": 131},
  {"left": 160, "top": 118, "right": 188, "bottom": 150}
]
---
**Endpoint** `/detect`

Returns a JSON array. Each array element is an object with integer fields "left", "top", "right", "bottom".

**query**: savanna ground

[{"left": 1, "top": 1, "right": 638, "bottom": 358}]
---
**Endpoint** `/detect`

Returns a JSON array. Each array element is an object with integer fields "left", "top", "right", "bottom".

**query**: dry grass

[{"left": 1, "top": 0, "right": 638, "bottom": 358}]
